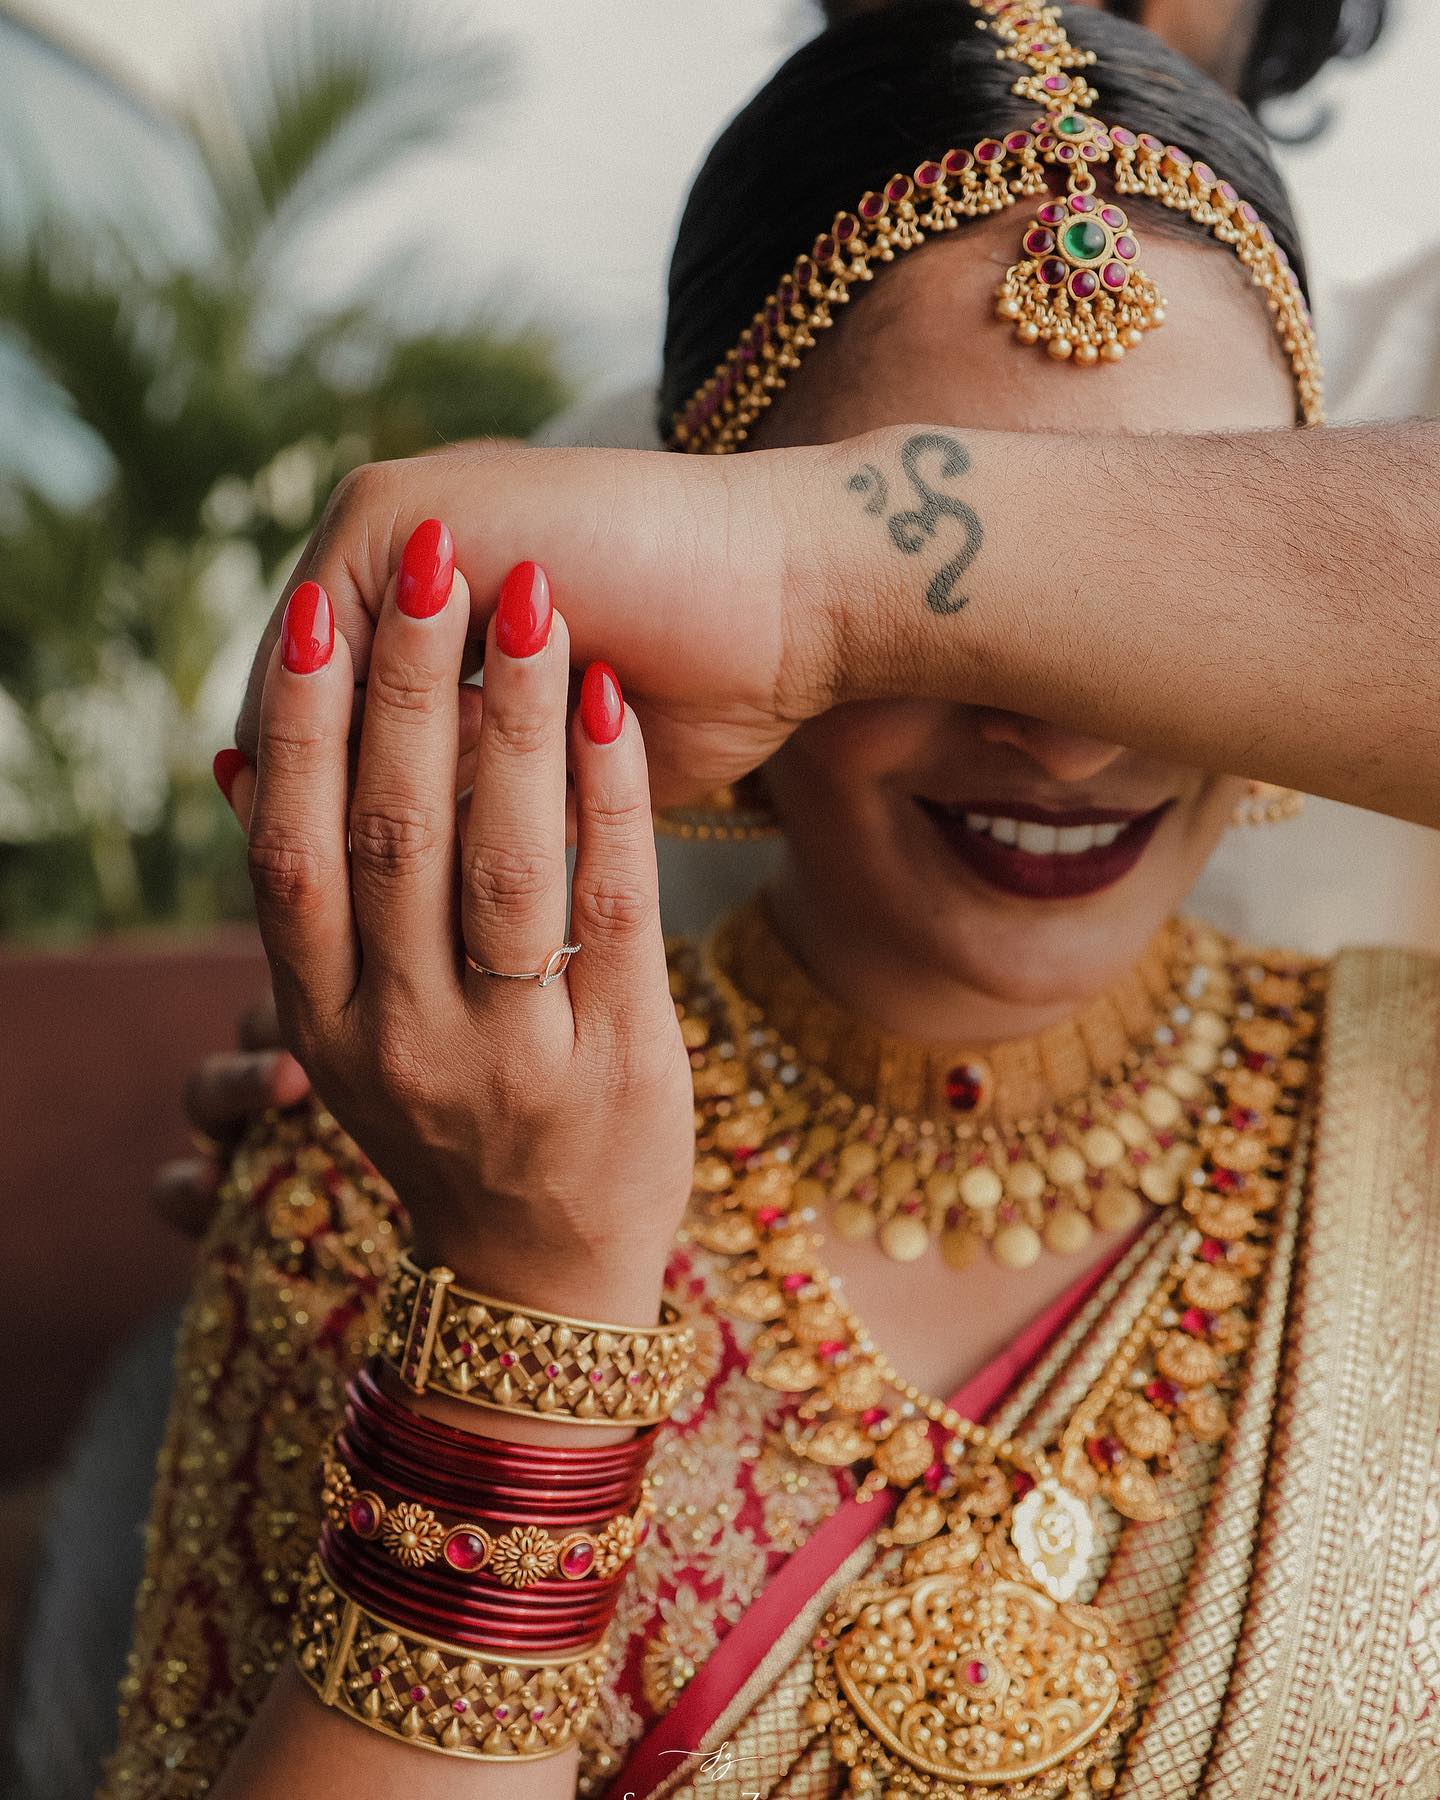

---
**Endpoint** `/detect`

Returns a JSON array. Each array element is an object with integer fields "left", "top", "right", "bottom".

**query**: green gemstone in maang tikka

[{"left": 1061, "top": 219, "right": 1108, "bottom": 262}]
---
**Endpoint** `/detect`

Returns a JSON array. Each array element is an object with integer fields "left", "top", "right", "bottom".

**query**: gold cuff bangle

[
  {"left": 376, "top": 1250, "right": 696, "bottom": 1425},
  {"left": 292, "top": 1554, "right": 609, "bottom": 1760}
]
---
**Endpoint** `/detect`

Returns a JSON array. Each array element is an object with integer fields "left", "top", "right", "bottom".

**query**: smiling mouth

[{"left": 916, "top": 798, "right": 1173, "bottom": 899}]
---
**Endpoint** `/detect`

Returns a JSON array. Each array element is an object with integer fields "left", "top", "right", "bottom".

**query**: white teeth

[
  {"left": 953, "top": 812, "right": 1132, "bottom": 854},
  {"left": 1016, "top": 821, "right": 1058, "bottom": 853}
]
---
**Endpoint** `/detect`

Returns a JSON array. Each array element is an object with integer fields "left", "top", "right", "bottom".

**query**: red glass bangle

[
  {"left": 340, "top": 1423, "right": 644, "bottom": 1513},
  {"left": 320, "top": 1535, "right": 619, "bottom": 1651},
  {"left": 351, "top": 1362, "right": 657, "bottom": 1475}
]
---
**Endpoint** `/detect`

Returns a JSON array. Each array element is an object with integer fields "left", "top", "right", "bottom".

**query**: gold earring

[
  {"left": 654, "top": 775, "right": 782, "bottom": 842},
  {"left": 1231, "top": 780, "right": 1304, "bottom": 828}
]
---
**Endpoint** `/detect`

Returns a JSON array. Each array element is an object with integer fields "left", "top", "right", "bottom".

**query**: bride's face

[{"left": 750, "top": 211, "right": 1298, "bottom": 1009}]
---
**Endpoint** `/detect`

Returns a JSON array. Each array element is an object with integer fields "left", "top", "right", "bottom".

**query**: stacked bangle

[
  {"left": 293, "top": 1555, "right": 611, "bottom": 1760},
  {"left": 376, "top": 1251, "right": 695, "bottom": 1423},
  {"left": 294, "top": 1313, "right": 672, "bottom": 1760}
]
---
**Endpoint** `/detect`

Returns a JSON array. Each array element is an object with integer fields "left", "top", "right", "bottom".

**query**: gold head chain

[{"left": 668, "top": 0, "right": 1324, "bottom": 453}]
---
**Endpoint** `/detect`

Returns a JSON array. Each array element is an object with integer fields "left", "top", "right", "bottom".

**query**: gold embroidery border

[{"left": 1201, "top": 948, "right": 1440, "bottom": 1797}]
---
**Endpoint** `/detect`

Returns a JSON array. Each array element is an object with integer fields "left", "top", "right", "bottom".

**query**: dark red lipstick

[{"left": 917, "top": 798, "right": 1172, "bottom": 899}]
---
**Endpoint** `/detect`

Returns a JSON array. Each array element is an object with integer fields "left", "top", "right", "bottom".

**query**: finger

[
  {"left": 460, "top": 561, "right": 572, "bottom": 992},
  {"left": 248, "top": 580, "right": 358, "bottom": 1029},
  {"left": 566, "top": 664, "right": 669, "bottom": 1029},
  {"left": 183, "top": 1048, "right": 311, "bottom": 1140},
  {"left": 151, "top": 1158, "right": 224, "bottom": 1240},
  {"left": 348, "top": 520, "right": 470, "bottom": 993}
]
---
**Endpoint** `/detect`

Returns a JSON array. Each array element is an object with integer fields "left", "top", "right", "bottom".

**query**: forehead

[{"left": 749, "top": 208, "right": 1298, "bottom": 447}]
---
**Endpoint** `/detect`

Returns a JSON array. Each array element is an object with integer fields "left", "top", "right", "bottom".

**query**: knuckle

[
  {"left": 577, "top": 870, "right": 652, "bottom": 935},
  {"left": 348, "top": 797, "right": 444, "bottom": 880},
  {"left": 328, "top": 460, "right": 385, "bottom": 517},
  {"left": 484, "top": 710, "right": 552, "bottom": 760},
  {"left": 247, "top": 828, "right": 331, "bottom": 910},
  {"left": 259, "top": 712, "right": 331, "bottom": 775},
  {"left": 578, "top": 790, "right": 649, "bottom": 836},
  {"left": 366, "top": 653, "right": 444, "bottom": 717},
  {"left": 463, "top": 841, "right": 560, "bottom": 915}
]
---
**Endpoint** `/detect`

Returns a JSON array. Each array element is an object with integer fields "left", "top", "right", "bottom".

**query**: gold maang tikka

[{"left": 668, "top": 0, "right": 1323, "bottom": 452}]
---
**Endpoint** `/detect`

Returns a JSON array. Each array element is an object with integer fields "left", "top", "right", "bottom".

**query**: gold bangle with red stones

[
  {"left": 376, "top": 1251, "right": 695, "bottom": 1425},
  {"left": 321, "top": 1448, "right": 652, "bottom": 1587}
]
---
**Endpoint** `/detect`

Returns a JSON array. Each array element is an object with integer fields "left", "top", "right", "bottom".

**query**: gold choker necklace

[
  {"left": 673, "top": 911, "right": 1325, "bottom": 1796},
  {"left": 704, "top": 900, "right": 1249, "bottom": 1272}
]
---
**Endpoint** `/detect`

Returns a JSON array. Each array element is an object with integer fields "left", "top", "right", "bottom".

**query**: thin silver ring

[{"left": 464, "top": 941, "right": 581, "bottom": 988}]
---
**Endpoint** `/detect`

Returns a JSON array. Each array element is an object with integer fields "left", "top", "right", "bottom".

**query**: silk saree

[{"left": 99, "top": 941, "right": 1440, "bottom": 1798}]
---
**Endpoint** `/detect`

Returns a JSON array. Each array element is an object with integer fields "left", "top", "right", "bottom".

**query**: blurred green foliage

[{"left": 0, "top": 5, "right": 568, "bottom": 939}]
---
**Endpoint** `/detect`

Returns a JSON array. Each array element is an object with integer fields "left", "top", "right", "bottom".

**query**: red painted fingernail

[
  {"left": 580, "top": 662, "right": 624, "bottom": 745},
  {"left": 396, "top": 518, "right": 455, "bottom": 619},
  {"left": 495, "top": 560, "right": 552, "bottom": 658},
  {"left": 281, "top": 580, "right": 334, "bottom": 673},
  {"left": 213, "top": 747, "right": 247, "bottom": 803}
]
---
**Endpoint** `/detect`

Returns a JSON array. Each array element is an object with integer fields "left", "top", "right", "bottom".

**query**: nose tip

[{"left": 974, "top": 708, "right": 1127, "bottom": 783}]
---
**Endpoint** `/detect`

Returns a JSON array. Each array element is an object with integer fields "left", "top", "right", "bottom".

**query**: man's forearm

[{"left": 812, "top": 421, "right": 1440, "bottom": 825}]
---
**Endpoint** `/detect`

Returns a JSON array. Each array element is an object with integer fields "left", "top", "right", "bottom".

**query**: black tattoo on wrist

[{"left": 846, "top": 431, "right": 984, "bottom": 614}]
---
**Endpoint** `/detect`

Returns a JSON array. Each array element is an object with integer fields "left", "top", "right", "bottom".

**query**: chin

[{"left": 882, "top": 794, "right": 1198, "bottom": 1007}]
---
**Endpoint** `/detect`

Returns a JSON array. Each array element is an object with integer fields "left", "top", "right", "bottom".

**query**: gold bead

[
  {"left": 879, "top": 1214, "right": 930, "bottom": 1262},
  {"left": 925, "top": 1169, "right": 959, "bottom": 1207},
  {"left": 1093, "top": 1187, "right": 1144, "bottom": 1233},
  {"left": 880, "top": 1158, "right": 917, "bottom": 1201},
  {"left": 832, "top": 1198, "right": 877, "bottom": 1242},
  {"left": 997, "top": 296, "right": 1021, "bottom": 319},
  {"left": 839, "top": 1141, "right": 879, "bottom": 1181},
  {"left": 1043, "top": 1206, "right": 1093, "bottom": 1255},
  {"left": 1181, "top": 1039, "right": 1218, "bottom": 1075},
  {"left": 959, "top": 1165, "right": 1004, "bottom": 1210},
  {"left": 1189, "top": 1009, "right": 1228, "bottom": 1045},
  {"left": 1164, "top": 1065, "right": 1204, "bottom": 1102},
  {"left": 1047, "top": 1145, "right": 1087, "bottom": 1187},
  {"left": 993, "top": 1221, "right": 1043, "bottom": 1269},
  {"left": 1004, "top": 1160, "right": 1046, "bottom": 1204},
  {"left": 1139, "top": 1163, "right": 1180, "bottom": 1206},
  {"left": 1016, "top": 319, "right": 1040, "bottom": 344},
  {"left": 1082, "top": 1126, "right": 1125, "bottom": 1170},
  {"left": 1139, "top": 1086, "right": 1182, "bottom": 1130},
  {"left": 1100, "top": 340, "right": 1125, "bottom": 362},
  {"left": 1075, "top": 342, "right": 1099, "bottom": 366},
  {"left": 1113, "top": 1109, "right": 1148, "bottom": 1148},
  {"left": 1047, "top": 335, "right": 1075, "bottom": 360},
  {"left": 793, "top": 1176, "right": 828, "bottom": 1212}
]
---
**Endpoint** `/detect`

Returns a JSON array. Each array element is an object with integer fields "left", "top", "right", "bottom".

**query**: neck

[{"left": 765, "top": 860, "right": 1114, "bottom": 1048}]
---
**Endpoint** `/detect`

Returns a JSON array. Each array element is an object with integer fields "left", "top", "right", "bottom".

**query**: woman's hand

[
  {"left": 232, "top": 523, "right": 696, "bottom": 1320},
  {"left": 230, "top": 440, "right": 838, "bottom": 813}
]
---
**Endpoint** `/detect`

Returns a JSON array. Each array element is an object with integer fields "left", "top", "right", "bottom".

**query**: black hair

[
  {"left": 661, "top": 2, "right": 1307, "bottom": 432},
  {"left": 818, "top": 0, "right": 1391, "bottom": 110}
]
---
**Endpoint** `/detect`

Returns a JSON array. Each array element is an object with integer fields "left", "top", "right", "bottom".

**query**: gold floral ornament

[
  {"left": 489, "top": 1524, "right": 559, "bottom": 1589},
  {"left": 668, "top": 0, "right": 1321, "bottom": 452},
  {"left": 381, "top": 1501, "right": 447, "bottom": 1570}
]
